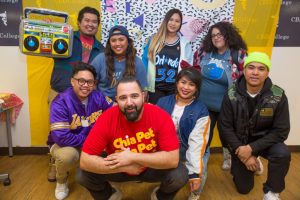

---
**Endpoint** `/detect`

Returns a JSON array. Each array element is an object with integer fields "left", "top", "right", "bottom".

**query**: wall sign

[
  {"left": 274, "top": 0, "right": 300, "bottom": 47},
  {"left": 0, "top": 0, "right": 23, "bottom": 46}
]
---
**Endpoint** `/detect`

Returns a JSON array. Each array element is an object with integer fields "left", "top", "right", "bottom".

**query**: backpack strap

[{"left": 193, "top": 46, "right": 205, "bottom": 66}]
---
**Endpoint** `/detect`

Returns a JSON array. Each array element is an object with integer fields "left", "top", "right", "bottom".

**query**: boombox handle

[{"left": 24, "top": 7, "right": 69, "bottom": 23}]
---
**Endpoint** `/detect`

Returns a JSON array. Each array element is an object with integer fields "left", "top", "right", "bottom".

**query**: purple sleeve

[{"left": 50, "top": 98, "right": 88, "bottom": 147}]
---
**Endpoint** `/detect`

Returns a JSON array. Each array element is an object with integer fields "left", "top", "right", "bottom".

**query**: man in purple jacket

[{"left": 47, "top": 62, "right": 113, "bottom": 200}]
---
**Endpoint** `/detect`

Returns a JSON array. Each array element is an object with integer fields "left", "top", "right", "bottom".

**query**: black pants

[
  {"left": 148, "top": 90, "right": 174, "bottom": 104},
  {"left": 231, "top": 143, "right": 291, "bottom": 194},
  {"left": 207, "top": 110, "right": 219, "bottom": 147},
  {"left": 76, "top": 162, "right": 188, "bottom": 200}
]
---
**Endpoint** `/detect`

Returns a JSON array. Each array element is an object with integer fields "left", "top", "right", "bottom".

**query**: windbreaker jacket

[
  {"left": 142, "top": 34, "right": 193, "bottom": 92},
  {"left": 47, "top": 87, "right": 113, "bottom": 147},
  {"left": 50, "top": 31, "right": 104, "bottom": 93},
  {"left": 157, "top": 95, "right": 210, "bottom": 180},
  {"left": 219, "top": 76, "right": 290, "bottom": 155}
]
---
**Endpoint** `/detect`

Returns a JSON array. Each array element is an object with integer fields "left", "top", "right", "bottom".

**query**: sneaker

[
  {"left": 263, "top": 191, "right": 281, "bottom": 200},
  {"left": 255, "top": 156, "right": 264, "bottom": 175},
  {"left": 188, "top": 192, "right": 200, "bottom": 200},
  {"left": 55, "top": 182, "right": 69, "bottom": 200},
  {"left": 222, "top": 147, "right": 231, "bottom": 170},
  {"left": 48, "top": 156, "right": 56, "bottom": 182},
  {"left": 109, "top": 185, "right": 122, "bottom": 200},
  {"left": 150, "top": 186, "right": 159, "bottom": 200}
]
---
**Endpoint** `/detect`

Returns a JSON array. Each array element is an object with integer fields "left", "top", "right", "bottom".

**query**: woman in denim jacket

[{"left": 157, "top": 67, "right": 210, "bottom": 200}]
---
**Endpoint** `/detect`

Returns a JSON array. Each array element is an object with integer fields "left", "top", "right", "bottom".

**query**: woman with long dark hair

[
  {"left": 194, "top": 21, "right": 248, "bottom": 170},
  {"left": 91, "top": 25, "right": 147, "bottom": 100},
  {"left": 142, "top": 8, "right": 193, "bottom": 104},
  {"left": 157, "top": 67, "right": 210, "bottom": 200}
]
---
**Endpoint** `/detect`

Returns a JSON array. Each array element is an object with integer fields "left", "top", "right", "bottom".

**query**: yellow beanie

[{"left": 244, "top": 52, "right": 271, "bottom": 70}]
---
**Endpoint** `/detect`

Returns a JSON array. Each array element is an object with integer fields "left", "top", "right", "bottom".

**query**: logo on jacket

[{"left": 260, "top": 108, "right": 273, "bottom": 117}]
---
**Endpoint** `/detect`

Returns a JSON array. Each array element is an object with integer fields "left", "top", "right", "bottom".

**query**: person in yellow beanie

[{"left": 219, "top": 51, "right": 291, "bottom": 200}]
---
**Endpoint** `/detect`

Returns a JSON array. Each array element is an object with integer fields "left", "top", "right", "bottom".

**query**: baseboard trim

[
  {"left": 287, "top": 145, "right": 300, "bottom": 152},
  {"left": 0, "top": 147, "right": 49, "bottom": 156},
  {"left": 209, "top": 146, "right": 300, "bottom": 153},
  {"left": 0, "top": 145, "right": 299, "bottom": 156},
  {"left": 210, "top": 147, "right": 223, "bottom": 153}
]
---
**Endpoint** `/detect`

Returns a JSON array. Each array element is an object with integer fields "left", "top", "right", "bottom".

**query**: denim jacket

[{"left": 157, "top": 94, "right": 210, "bottom": 179}]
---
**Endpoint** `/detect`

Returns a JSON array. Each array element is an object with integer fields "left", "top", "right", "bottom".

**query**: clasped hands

[
  {"left": 103, "top": 147, "right": 144, "bottom": 175},
  {"left": 235, "top": 145, "right": 260, "bottom": 172}
]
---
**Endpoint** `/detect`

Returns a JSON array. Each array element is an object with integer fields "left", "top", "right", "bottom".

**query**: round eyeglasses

[
  {"left": 73, "top": 77, "right": 96, "bottom": 87},
  {"left": 211, "top": 32, "right": 224, "bottom": 39}
]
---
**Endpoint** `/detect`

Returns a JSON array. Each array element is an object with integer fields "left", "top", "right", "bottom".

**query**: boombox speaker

[{"left": 19, "top": 7, "right": 73, "bottom": 58}]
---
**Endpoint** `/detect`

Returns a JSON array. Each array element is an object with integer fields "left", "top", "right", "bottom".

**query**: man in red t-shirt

[{"left": 77, "top": 76, "right": 188, "bottom": 200}]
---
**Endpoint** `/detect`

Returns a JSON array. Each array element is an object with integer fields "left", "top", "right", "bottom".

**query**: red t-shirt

[
  {"left": 80, "top": 34, "right": 94, "bottom": 63},
  {"left": 82, "top": 104, "right": 179, "bottom": 155}
]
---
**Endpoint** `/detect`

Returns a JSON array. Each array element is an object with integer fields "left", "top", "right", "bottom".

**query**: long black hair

[{"left": 105, "top": 37, "right": 137, "bottom": 82}]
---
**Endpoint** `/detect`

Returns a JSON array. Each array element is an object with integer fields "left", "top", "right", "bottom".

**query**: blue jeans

[
  {"left": 193, "top": 147, "right": 210, "bottom": 194},
  {"left": 77, "top": 162, "right": 188, "bottom": 200}
]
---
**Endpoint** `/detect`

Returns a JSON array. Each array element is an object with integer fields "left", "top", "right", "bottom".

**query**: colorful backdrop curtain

[{"left": 22, "top": 0, "right": 281, "bottom": 146}]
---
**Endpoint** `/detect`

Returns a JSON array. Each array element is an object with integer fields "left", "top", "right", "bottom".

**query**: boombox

[{"left": 19, "top": 7, "right": 73, "bottom": 58}]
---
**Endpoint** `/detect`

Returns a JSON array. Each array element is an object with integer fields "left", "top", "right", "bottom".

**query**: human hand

[
  {"left": 104, "top": 147, "right": 134, "bottom": 169},
  {"left": 235, "top": 145, "right": 252, "bottom": 163},
  {"left": 121, "top": 163, "right": 145, "bottom": 175},
  {"left": 189, "top": 179, "right": 201, "bottom": 192},
  {"left": 244, "top": 156, "right": 259, "bottom": 172}
]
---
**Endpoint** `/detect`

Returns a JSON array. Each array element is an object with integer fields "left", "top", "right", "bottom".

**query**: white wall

[
  {"left": 0, "top": 46, "right": 31, "bottom": 147},
  {"left": 270, "top": 47, "right": 300, "bottom": 145},
  {"left": 0, "top": 47, "right": 299, "bottom": 147}
]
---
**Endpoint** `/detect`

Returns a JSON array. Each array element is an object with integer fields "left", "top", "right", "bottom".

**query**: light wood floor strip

[{"left": 0, "top": 153, "right": 299, "bottom": 200}]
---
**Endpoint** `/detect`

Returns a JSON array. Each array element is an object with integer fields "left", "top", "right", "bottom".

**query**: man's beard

[{"left": 123, "top": 105, "right": 142, "bottom": 122}]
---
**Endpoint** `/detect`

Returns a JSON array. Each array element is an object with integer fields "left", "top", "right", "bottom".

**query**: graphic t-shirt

[
  {"left": 199, "top": 50, "right": 231, "bottom": 111},
  {"left": 155, "top": 38, "right": 180, "bottom": 92},
  {"left": 171, "top": 104, "right": 184, "bottom": 132},
  {"left": 83, "top": 104, "right": 179, "bottom": 156},
  {"left": 80, "top": 34, "right": 94, "bottom": 63},
  {"left": 171, "top": 104, "right": 185, "bottom": 144}
]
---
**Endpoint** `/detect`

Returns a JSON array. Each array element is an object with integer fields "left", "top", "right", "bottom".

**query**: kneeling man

[{"left": 219, "top": 52, "right": 291, "bottom": 200}]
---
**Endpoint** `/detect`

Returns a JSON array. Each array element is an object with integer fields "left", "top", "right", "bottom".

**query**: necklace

[{"left": 175, "top": 95, "right": 195, "bottom": 106}]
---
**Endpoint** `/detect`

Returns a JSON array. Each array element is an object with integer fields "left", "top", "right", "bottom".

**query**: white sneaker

[
  {"left": 188, "top": 192, "right": 200, "bottom": 200},
  {"left": 222, "top": 148, "right": 231, "bottom": 170},
  {"left": 255, "top": 156, "right": 264, "bottom": 176},
  {"left": 150, "top": 186, "right": 159, "bottom": 200},
  {"left": 263, "top": 191, "right": 281, "bottom": 200},
  {"left": 109, "top": 185, "right": 122, "bottom": 200},
  {"left": 222, "top": 158, "right": 231, "bottom": 170},
  {"left": 55, "top": 182, "right": 69, "bottom": 200}
]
